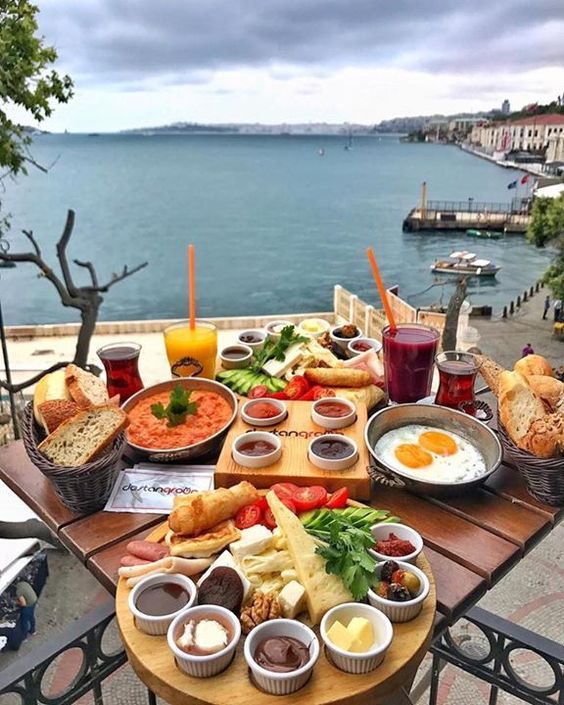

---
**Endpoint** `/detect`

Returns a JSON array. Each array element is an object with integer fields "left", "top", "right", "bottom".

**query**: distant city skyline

[{"left": 8, "top": 0, "right": 564, "bottom": 132}]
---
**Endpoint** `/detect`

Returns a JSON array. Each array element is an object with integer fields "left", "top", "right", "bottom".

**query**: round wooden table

[{"left": 116, "top": 550, "right": 436, "bottom": 705}]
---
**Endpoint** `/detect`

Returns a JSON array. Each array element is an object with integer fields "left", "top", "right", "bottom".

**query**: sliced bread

[
  {"left": 39, "top": 399, "right": 81, "bottom": 433},
  {"left": 520, "top": 413, "right": 564, "bottom": 458},
  {"left": 514, "top": 354, "right": 554, "bottom": 379},
  {"left": 499, "top": 370, "right": 546, "bottom": 445},
  {"left": 66, "top": 364, "right": 109, "bottom": 409},
  {"left": 525, "top": 375, "right": 564, "bottom": 413},
  {"left": 477, "top": 355, "right": 505, "bottom": 396},
  {"left": 38, "top": 405, "right": 128, "bottom": 467}
]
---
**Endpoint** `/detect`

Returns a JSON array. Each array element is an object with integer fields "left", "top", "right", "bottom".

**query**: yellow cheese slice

[
  {"left": 266, "top": 491, "right": 352, "bottom": 624},
  {"left": 326, "top": 620, "right": 355, "bottom": 651},
  {"left": 347, "top": 617, "right": 374, "bottom": 653}
]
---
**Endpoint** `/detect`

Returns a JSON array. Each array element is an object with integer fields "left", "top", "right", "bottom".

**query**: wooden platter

[
  {"left": 214, "top": 400, "right": 372, "bottom": 499},
  {"left": 115, "top": 523, "right": 436, "bottom": 705}
]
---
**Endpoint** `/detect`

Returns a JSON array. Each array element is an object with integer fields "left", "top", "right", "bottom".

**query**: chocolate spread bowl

[
  {"left": 364, "top": 404, "right": 502, "bottom": 497},
  {"left": 121, "top": 378, "right": 238, "bottom": 462}
]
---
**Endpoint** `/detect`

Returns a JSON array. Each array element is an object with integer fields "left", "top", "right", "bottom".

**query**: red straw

[
  {"left": 366, "top": 247, "right": 397, "bottom": 331},
  {"left": 188, "top": 245, "right": 196, "bottom": 330}
]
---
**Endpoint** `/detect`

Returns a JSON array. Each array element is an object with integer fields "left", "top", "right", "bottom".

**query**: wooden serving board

[{"left": 214, "top": 400, "right": 372, "bottom": 499}]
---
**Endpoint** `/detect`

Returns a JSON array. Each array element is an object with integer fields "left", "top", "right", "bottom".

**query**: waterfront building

[
  {"left": 469, "top": 114, "right": 564, "bottom": 157},
  {"left": 501, "top": 99, "right": 511, "bottom": 115}
]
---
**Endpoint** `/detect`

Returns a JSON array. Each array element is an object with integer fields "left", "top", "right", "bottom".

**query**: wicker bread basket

[
  {"left": 497, "top": 413, "right": 564, "bottom": 506},
  {"left": 21, "top": 402, "right": 125, "bottom": 514}
]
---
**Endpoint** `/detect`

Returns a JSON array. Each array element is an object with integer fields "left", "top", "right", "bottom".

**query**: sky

[{"left": 9, "top": 0, "right": 564, "bottom": 132}]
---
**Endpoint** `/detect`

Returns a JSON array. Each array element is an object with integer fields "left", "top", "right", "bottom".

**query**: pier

[{"left": 402, "top": 182, "right": 530, "bottom": 233}]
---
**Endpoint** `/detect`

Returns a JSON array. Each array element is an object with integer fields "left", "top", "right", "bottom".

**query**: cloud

[{"left": 38, "top": 0, "right": 564, "bottom": 89}]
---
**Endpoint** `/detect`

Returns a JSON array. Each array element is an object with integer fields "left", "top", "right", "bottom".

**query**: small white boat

[{"left": 431, "top": 251, "right": 501, "bottom": 277}]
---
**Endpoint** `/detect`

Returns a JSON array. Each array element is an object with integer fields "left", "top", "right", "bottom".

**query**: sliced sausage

[
  {"left": 126, "top": 540, "right": 169, "bottom": 562},
  {"left": 120, "top": 555, "right": 151, "bottom": 567}
]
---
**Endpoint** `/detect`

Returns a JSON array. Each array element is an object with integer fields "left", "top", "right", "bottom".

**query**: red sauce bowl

[
  {"left": 311, "top": 398, "right": 356, "bottom": 429},
  {"left": 241, "top": 399, "right": 287, "bottom": 427}
]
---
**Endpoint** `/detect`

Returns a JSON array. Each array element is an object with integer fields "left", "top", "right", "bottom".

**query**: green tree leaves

[{"left": 528, "top": 194, "right": 564, "bottom": 298}]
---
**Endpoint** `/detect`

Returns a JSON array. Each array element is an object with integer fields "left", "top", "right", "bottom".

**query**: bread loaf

[
  {"left": 477, "top": 355, "right": 505, "bottom": 395},
  {"left": 520, "top": 413, "right": 564, "bottom": 458},
  {"left": 514, "top": 354, "right": 553, "bottom": 379},
  {"left": 38, "top": 405, "right": 128, "bottom": 466},
  {"left": 39, "top": 399, "right": 81, "bottom": 433},
  {"left": 66, "top": 364, "right": 109, "bottom": 408},
  {"left": 525, "top": 375, "right": 564, "bottom": 412},
  {"left": 498, "top": 371, "right": 546, "bottom": 445}
]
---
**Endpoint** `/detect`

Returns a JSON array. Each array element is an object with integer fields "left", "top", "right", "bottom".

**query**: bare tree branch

[
  {"left": 55, "top": 209, "right": 79, "bottom": 296},
  {"left": 0, "top": 361, "right": 101, "bottom": 393},
  {"left": 22, "top": 229, "right": 41, "bottom": 257},
  {"left": 98, "top": 261, "right": 148, "bottom": 291},
  {"left": 73, "top": 258, "right": 99, "bottom": 288},
  {"left": 0, "top": 249, "right": 75, "bottom": 306}
]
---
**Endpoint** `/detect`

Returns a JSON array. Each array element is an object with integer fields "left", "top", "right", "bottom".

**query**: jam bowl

[
  {"left": 232, "top": 431, "right": 282, "bottom": 468},
  {"left": 308, "top": 434, "right": 358, "bottom": 471},
  {"left": 311, "top": 398, "right": 356, "bottom": 430}
]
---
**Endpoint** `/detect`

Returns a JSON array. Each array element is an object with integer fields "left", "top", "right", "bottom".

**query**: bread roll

[
  {"left": 498, "top": 371, "right": 546, "bottom": 445},
  {"left": 168, "top": 482, "right": 259, "bottom": 537},
  {"left": 39, "top": 399, "right": 80, "bottom": 433},
  {"left": 304, "top": 367, "right": 371, "bottom": 388},
  {"left": 519, "top": 413, "right": 564, "bottom": 458},
  {"left": 514, "top": 354, "right": 553, "bottom": 379},
  {"left": 526, "top": 376, "right": 564, "bottom": 412},
  {"left": 476, "top": 355, "right": 505, "bottom": 396}
]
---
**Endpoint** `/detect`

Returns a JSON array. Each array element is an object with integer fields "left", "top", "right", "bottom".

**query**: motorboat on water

[
  {"left": 431, "top": 251, "right": 501, "bottom": 277},
  {"left": 466, "top": 229, "right": 502, "bottom": 240}
]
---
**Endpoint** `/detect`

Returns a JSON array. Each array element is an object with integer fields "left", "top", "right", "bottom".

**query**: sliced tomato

[
  {"left": 284, "top": 375, "right": 310, "bottom": 400},
  {"left": 292, "top": 485, "right": 328, "bottom": 512},
  {"left": 235, "top": 504, "right": 262, "bottom": 529},
  {"left": 248, "top": 385, "right": 269, "bottom": 399},
  {"left": 263, "top": 507, "right": 277, "bottom": 529},
  {"left": 279, "top": 496, "right": 297, "bottom": 514},
  {"left": 253, "top": 496, "right": 268, "bottom": 511},
  {"left": 313, "top": 387, "right": 336, "bottom": 400},
  {"left": 271, "top": 482, "right": 299, "bottom": 501},
  {"left": 325, "top": 487, "right": 349, "bottom": 509},
  {"left": 266, "top": 391, "right": 289, "bottom": 400}
]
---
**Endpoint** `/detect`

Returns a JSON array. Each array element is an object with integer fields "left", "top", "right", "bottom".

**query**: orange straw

[
  {"left": 188, "top": 244, "right": 196, "bottom": 330},
  {"left": 366, "top": 247, "right": 397, "bottom": 331}
]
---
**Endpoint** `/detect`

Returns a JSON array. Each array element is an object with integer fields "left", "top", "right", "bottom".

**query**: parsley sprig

[
  {"left": 250, "top": 325, "right": 308, "bottom": 372},
  {"left": 151, "top": 384, "right": 198, "bottom": 427},
  {"left": 310, "top": 513, "right": 377, "bottom": 601}
]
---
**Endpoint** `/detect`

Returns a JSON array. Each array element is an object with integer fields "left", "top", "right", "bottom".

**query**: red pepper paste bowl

[{"left": 368, "top": 522, "right": 423, "bottom": 565}]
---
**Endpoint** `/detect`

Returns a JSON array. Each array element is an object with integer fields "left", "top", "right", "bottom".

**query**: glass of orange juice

[{"left": 163, "top": 320, "right": 218, "bottom": 379}]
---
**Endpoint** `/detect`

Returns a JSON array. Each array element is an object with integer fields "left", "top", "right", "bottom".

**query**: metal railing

[{"left": 426, "top": 200, "right": 530, "bottom": 215}]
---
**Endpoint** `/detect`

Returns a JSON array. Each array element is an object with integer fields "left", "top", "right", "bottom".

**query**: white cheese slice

[
  {"left": 262, "top": 343, "right": 304, "bottom": 377},
  {"left": 197, "top": 550, "right": 252, "bottom": 600},
  {"left": 278, "top": 580, "right": 306, "bottom": 619},
  {"left": 230, "top": 525, "right": 273, "bottom": 563}
]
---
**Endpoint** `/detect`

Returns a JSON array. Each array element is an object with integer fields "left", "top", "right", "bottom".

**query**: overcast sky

[{"left": 11, "top": 0, "right": 564, "bottom": 132}]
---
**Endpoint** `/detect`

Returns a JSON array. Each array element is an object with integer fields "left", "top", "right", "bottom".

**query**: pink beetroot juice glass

[{"left": 382, "top": 324, "right": 440, "bottom": 404}]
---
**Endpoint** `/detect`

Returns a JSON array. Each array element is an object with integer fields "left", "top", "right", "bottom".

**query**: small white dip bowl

[
  {"left": 237, "top": 329, "right": 266, "bottom": 351},
  {"left": 244, "top": 618, "right": 320, "bottom": 695},
  {"left": 320, "top": 602, "right": 393, "bottom": 674},
  {"left": 167, "top": 605, "right": 241, "bottom": 678},
  {"left": 347, "top": 337, "right": 383, "bottom": 357},
  {"left": 330, "top": 324, "right": 363, "bottom": 351},
  {"left": 297, "top": 318, "right": 331, "bottom": 338},
  {"left": 241, "top": 398, "right": 287, "bottom": 427},
  {"left": 232, "top": 431, "right": 282, "bottom": 468},
  {"left": 128, "top": 573, "right": 197, "bottom": 636},
  {"left": 219, "top": 344, "right": 253, "bottom": 370},
  {"left": 311, "top": 397, "right": 356, "bottom": 430},
  {"left": 368, "top": 523, "right": 423, "bottom": 565},
  {"left": 265, "top": 320, "right": 293, "bottom": 341},
  {"left": 367, "top": 560, "right": 430, "bottom": 623},
  {"left": 308, "top": 434, "right": 358, "bottom": 471}
]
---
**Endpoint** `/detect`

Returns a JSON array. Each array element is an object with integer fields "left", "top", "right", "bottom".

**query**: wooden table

[{"left": 1, "top": 439, "right": 560, "bottom": 629}]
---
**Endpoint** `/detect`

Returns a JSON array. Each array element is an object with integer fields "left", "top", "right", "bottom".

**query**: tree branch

[
  {"left": 0, "top": 361, "right": 101, "bottom": 394},
  {"left": 22, "top": 229, "right": 41, "bottom": 256},
  {"left": 55, "top": 209, "right": 79, "bottom": 296},
  {"left": 73, "top": 258, "right": 99, "bottom": 288},
  {"left": 0, "top": 250, "right": 76, "bottom": 307},
  {"left": 98, "top": 261, "right": 148, "bottom": 291}
]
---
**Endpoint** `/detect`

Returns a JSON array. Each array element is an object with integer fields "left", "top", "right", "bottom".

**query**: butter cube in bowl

[{"left": 320, "top": 603, "right": 393, "bottom": 674}]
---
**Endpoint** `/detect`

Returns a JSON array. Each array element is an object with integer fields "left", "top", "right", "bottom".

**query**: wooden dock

[{"left": 402, "top": 183, "right": 530, "bottom": 234}]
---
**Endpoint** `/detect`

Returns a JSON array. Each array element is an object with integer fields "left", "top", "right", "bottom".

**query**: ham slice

[
  {"left": 119, "top": 556, "right": 213, "bottom": 589},
  {"left": 126, "top": 540, "right": 169, "bottom": 562}
]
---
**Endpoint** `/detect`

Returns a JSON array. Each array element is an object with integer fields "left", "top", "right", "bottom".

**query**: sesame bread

[
  {"left": 476, "top": 355, "right": 505, "bottom": 396},
  {"left": 65, "top": 364, "right": 109, "bottom": 409},
  {"left": 520, "top": 413, "right": 564, "bottom": 458},
  {"left": 38, "top": 399, "right": 81, "bottom": 433},
  {"left": 498, "top": 370, "right": 546, "bottom": 445},
  {"left": 38, "top": 405, "right": 128, "bottom": 467}
]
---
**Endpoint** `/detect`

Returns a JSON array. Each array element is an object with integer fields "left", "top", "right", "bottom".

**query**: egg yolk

[
  {"left": 419, "top": 431, "right": 457, "bottom": 456},
  {"left": 394, "top": 444, "right": 434, "bottom": 469}
]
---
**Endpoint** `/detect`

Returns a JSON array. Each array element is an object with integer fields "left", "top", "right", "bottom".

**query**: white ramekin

[
  {"left": 346, "top": 337, "right": 383, "bottom": 357},
  {"left": 320, "top": 603, "right": 393, "bottom": 674},
  {"left": 241, "top": 399, "right": 287, "bottom": 427},
  {"left": 219, "top": 344, "right": 253, "bottom": 369},
  {"left": 297, "top": 318, "right": 331, "bottom": 338},
  {"left": 368, "top": 523, "right": 423, "bottom": 564},
  {"left": 128, "top": 573, "right": 197, "bottom": 636},
  {"left": 244, "top": 618, "right": 319, "bottom": 695},
  {"left": 367, "top": 560, "right": 430, "bottom": 623},
  {"left": 330, "top": 324, "right": 363, "bottom": 350},
  {"left": 311, "top": 397, "right": 356, "bottom": 430},
  {"left": 167, "top": 605, "right": 241, "bottom": 678},
  {"left": 265, "top": 320, "right": 293, "bottom": 341},
  {"left": 232, "top": 431, "right": 282, "bottom": 468},
  {"left": 237, "top": 329, "right": 266, "bottom": 351},
  {"left": 307, "top": 434, "right": 358, "bottom": 471}
]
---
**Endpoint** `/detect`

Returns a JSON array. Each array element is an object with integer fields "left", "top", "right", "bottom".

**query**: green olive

[{"left": 402, "top": 571, "right": 421, "bottom": 596}]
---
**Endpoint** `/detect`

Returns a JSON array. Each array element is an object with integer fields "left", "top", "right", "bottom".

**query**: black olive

[
  {"left": 198, "top": 567, "right": 244, "bottom": 613},
  {"left": 381, "top": 560, "right": 400, "bottom": 583},
  {"left": 387, "top": 583, "right": 412, "bottom": 602}
]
